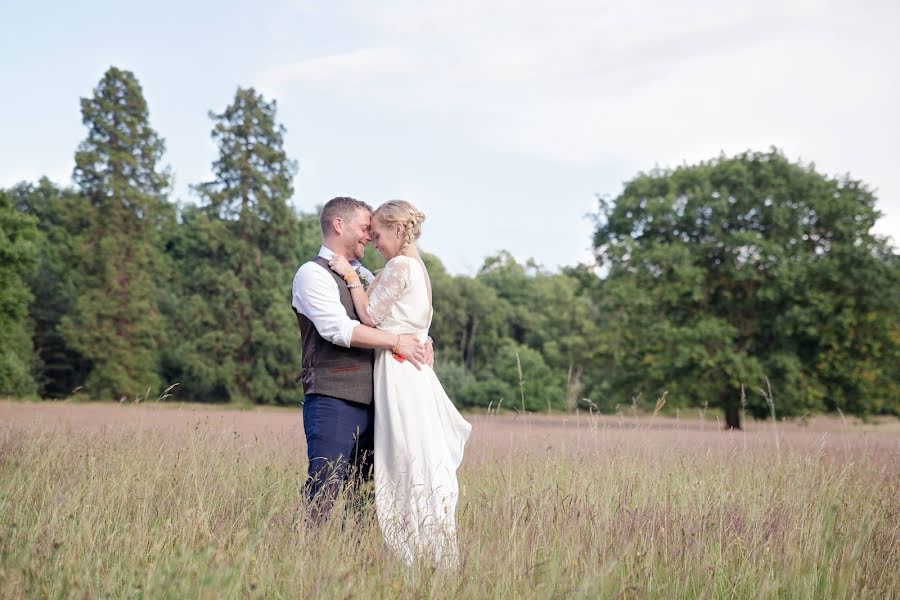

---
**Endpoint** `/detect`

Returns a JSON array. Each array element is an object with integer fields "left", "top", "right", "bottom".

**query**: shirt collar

[{"left": 318, "top": 245, "right": 362, "bottom": 268}]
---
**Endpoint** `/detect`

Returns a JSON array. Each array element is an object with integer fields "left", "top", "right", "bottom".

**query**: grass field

[{"left": 1, "top": 400, "right": 898, "bottom": 598}]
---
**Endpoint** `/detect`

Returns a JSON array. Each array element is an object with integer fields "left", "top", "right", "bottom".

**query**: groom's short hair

[{"left": 320, "top": 197, "right": 373, "bottom": 236}]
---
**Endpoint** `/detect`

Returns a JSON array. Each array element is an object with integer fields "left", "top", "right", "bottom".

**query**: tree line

[{"left": 2, "top": 66, "right": 897, "bottom": 427}]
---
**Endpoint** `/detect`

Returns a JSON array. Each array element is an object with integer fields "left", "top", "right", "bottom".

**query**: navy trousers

[{"left": 302, "top": 393, "right": 375, "bottom": 517}]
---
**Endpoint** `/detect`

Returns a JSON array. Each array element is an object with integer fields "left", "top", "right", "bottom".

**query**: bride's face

[{"left": 371, "top": 218, "right": 403, "bottom": 259}]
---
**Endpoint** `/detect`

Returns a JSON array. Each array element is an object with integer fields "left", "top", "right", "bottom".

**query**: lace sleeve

[{"left": 367, "top": 257, "right": 412, "bottom": 326}]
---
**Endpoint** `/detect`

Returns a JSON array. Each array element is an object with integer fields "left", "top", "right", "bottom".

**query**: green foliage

[
  {"left": 591, "top": 149, "right": 899, "bottom": 423},
  {"left": 61, "top": 67, "right": 174, "bottom": 400},
  {"left": 480, "top": 253, "right": 600, "bottom": 410},
  {"left": 0, "top": 189, "right": 40, "bottom": 395},
  {"left": 12, "top": 178, "right": 90, "bottom": 397},
  {"left": 479, "top": 340, "right": 565, "bottom": 411},
  {"left": 430, "top": 268, "right": 512, "bottom": 374},
  {"left": 164, "top": 87, "right": 303, "bottom": 405},
  {"left": 432, "top": 357, "right": 475, "bottom": 406},
  {"left": 2, "top": 67, "right": 896, "bottom": 418},
  {"left": 426, "top": 252, "right": 586, "bottom": 411},
  {"left": 296, "top": 212, "right": 325, "bottom": 263}
]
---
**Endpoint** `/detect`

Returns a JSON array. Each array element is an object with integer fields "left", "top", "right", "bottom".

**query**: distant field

[{"left": 1, "top": 401, "right": 898, "bottom": 598}]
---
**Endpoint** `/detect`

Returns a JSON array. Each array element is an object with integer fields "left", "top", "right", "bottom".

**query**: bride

[{"left": 328, "top": 200, "right": 472, "bottom": 567}]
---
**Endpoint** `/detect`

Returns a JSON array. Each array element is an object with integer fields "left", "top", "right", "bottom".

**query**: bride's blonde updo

[{"left": 373, "top": 200, "right": 426, "bottom": 252}]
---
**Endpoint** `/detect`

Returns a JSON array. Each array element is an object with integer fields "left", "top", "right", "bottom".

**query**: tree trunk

[
  {"left": 464, "top": 317, "right": 479, "bottom": 372},
  {"left": 724, "top": 402, "right": 742, "bottom": 430},
  {"left": 565, "top": 363, "right": 583, "bottom": 412}
]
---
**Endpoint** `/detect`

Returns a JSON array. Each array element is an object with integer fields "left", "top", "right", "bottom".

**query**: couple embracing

[{"left": 291, "top": 197, "right": 471, "bottom": 566}]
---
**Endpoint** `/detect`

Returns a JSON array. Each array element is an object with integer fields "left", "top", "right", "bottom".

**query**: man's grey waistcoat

[{"left": 294, "top": 256, "right": 374, "bottom": 405}]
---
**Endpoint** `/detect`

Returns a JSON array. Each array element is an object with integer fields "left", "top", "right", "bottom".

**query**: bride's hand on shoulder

[{"left": 328, "top": 255, "right": 354, "bottom": 277}]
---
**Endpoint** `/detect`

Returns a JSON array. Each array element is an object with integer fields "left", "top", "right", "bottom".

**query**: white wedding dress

[{"left": 365, "top": 255, "right": 472, "bottom": 566}]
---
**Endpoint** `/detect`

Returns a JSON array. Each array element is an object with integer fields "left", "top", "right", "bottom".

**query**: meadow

[{"left": 0, "top": 400, "right": 897, "bottom": 599}]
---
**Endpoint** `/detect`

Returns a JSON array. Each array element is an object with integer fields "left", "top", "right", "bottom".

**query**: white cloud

[
  {"left": 263, "top": 0, "right": 900, "bottom": 245},
  {"left": 259, "top": 47, "right": 416, "bottom": 97}
]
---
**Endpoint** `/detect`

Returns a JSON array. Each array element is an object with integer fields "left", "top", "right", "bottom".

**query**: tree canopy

[
  {"left": 591, "top": 150, "right": 899, "bottom": 426},
  {"left": 163, "top": 87, "right": 303, "bottom": 405},
  {"left": 0, "top": 188, "right": 40, "bottom": 396},
  {"left": 61, "top": 67, "right": 174, "bottom": 400},
  {"left": 2, "top": 69, "right": 897, "bottom": 423}
]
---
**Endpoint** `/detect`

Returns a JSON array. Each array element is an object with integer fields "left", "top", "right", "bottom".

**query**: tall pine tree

[
  {"left": 62, "top": 67, "right": 173, "bottom": 400},
  {"left": 168, "top": 87, "right": 302, "bottom": 404}
]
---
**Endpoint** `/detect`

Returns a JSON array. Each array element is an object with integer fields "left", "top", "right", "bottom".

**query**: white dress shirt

[{"left": 291, "top": 245, "right": 375, "bottom": 348}]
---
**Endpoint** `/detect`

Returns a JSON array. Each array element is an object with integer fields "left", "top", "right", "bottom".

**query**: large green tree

[
  {"left": 166, "top": 87, "right": 302, "bottom": 404},
  {"left": 13, "top": 178, "right": 91, "bottom": 397},
  {"left": 0, "top": 189, "right": 40, "bottom": 396},
  {"left": 62, "top": 67, "right": 174, "bottom": 400},
  {"left": 429, "top": 252, "right": 586, "bottom": 411},
  {"left": 592, "top": 149, "right": 899, "bottom": 427},
  {"left": 478, "top": 252, "right": 599, "bottom": 410}
]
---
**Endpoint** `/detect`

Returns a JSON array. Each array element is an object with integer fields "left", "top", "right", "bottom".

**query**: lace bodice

[{"left": 367, "top": 256, "right": 432, "bottom": 337}]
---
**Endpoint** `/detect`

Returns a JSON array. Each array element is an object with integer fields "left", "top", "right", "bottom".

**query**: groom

[{"left": 291, "top": 196, "right": 427, "bottom": 521}]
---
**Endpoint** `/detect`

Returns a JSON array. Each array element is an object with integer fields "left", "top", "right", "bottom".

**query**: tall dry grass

[{"left": 0, "top": 402, "right": 898, "bottom": 598}]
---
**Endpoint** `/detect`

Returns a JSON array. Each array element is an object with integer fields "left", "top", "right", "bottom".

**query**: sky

[{"left": 2, "top": 0, "right": 898, "bottom": 274}]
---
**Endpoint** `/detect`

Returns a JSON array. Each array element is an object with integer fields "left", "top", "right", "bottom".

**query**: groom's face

[{"left": 345, "top": 208, "right": 372, "bottom": 260}]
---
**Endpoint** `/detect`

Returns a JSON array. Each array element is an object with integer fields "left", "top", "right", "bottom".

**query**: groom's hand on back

[{"left": 397, "top": 334, "right": 426, "bottom": 370}]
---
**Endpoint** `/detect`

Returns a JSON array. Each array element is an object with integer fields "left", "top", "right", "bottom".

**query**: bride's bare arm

[
  {"left": 347, "top": 281, "right": 375, "bottom": 326},
  {"left": 351, "top": 271, "right": 385, "bottom": 326},
  {"left": 328, "top": 256, "right": 411, "bottom": 328}
]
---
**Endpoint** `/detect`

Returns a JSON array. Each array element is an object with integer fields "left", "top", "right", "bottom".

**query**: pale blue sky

[{"left": 3, "top": 0, "right": 898, "bottom": 273}]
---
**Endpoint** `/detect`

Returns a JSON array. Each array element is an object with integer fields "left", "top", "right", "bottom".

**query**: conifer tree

[
  {"left": 62, "top": 67, "right": 173, "bottom": 400},
  {"left": 170, "top": 87, "right": 302, "bottom": 404}
]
